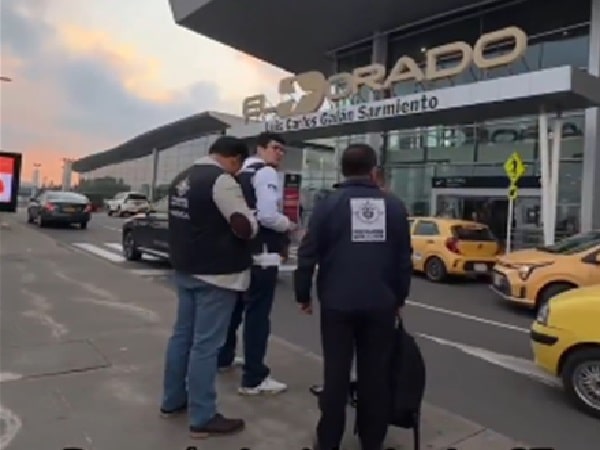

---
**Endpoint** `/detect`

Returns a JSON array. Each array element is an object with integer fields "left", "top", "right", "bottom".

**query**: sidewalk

[{"left": 0, "top": 214, "right": 526, "bottom": 450}]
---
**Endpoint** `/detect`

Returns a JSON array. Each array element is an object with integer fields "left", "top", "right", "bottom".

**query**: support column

[
  {"left": 549, "top": 115, "right": 563, "bottom": 244},
  {"left": 538, "top": 111, "right": 551, "bottom": 245},
  {"left": 581, "top": 0, "right": 600, "bottom": 232},
  {"left": 150, "top": 148, "right": 159, "bottom": 202},
  {"left": 367, "top": 32, "right": 388, "bottom": 162}
]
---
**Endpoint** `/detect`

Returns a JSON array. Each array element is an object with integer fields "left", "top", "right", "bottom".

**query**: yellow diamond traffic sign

[
  {"left": 508, "top": 183, "right": 518, "bottom": 200},
  {"left": 504, "top": 152, "right": 525, "bottom": 182}
]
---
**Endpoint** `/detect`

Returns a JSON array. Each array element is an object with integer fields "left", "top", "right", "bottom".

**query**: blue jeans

[
  {"left": 161, "top": 272, "right": 237, "bottom": 427},
  {"left": 218, "top": 265, "right": 278, "bottom": 387}
]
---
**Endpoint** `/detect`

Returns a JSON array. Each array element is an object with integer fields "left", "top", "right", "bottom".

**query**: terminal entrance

[{"left": 430, "top": 176, "right": 542, "bottom": 249}]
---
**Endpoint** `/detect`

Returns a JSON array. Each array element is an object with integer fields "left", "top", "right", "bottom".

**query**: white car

[{"left": 106, "top": 192, "right": 150, "bottom": 217}]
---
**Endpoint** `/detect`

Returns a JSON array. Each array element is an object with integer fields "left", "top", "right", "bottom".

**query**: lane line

[
  {"left": 406, "top": 300, "right": 530, "bottom": 333},
  {"left": 418, "top": 333, "right": 559, "bottom": 386},
  {"left": 72, "top": 243, "right": 126, "bottom": 263},
  {"left": 102, "top": 225, "right": 120, "bottom": 232}
]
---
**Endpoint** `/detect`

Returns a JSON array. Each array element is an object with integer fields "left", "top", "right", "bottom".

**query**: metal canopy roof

[
  {"left": 72, "top": 112, "right": 231, "bottom": 173},
  {"left": 169, "top": 0, "right": 514, "bottom": 73},
  {"left": 72, "top": 111, "right": 334, "bottom": 173}
]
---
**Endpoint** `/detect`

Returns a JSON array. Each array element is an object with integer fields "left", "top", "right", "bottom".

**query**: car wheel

[
  {"left": 424, "top": 256, "right": 447, "bottom": 282},
  {"left": 123, "top": 231, "right": 142, "bottom": 261},
  {"left": 80, "top": 221, "right": 88, "bottom": 230},
  {"left": 536, "top": 282, "right": 576, "bottom": 312},
  {"left": 561, "top": 347, "right": 600, "bottom": 418},
  {"left": 107, "top": 209, "right": 113, "bottom": 216}
]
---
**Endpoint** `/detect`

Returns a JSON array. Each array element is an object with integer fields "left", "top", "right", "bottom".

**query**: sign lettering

[{"left": 242, "top": 26, "right": 527, "bottom": 121}]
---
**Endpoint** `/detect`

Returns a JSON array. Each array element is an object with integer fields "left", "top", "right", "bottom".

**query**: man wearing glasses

[{"left": 218, "top": 132, "right": 296, "bottom": 395}]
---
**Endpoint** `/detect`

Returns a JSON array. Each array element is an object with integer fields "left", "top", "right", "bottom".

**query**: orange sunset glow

[{"left": 0, "top": 0, "right": 288, "bottom": 186}]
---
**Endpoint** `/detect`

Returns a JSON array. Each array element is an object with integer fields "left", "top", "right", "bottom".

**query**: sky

[{"left": 0, "top": 0, "right": 290, "bottom": 184}]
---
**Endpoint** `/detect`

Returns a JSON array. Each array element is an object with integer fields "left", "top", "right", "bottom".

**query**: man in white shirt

[{"left": 218, "top": 132, "right": 296, "bottom": 395}]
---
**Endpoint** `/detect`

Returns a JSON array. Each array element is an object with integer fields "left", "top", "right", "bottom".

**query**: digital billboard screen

[{"left": 0, "top": 151, "right": 23, "bottom": 213}]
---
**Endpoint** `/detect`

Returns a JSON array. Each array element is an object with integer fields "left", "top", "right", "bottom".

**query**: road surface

[{"left": 17, "top": 211, "right": 600, "bottom": 450}]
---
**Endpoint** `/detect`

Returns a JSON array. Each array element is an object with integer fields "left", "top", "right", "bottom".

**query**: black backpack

[
  {"left": 348, "top": 321, "right": 426, "bottom": 450},
  {"left": 309, "top": 322, "right": 426, "bottom": 450}
]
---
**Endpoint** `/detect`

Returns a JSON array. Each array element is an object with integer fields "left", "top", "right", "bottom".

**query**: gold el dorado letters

[{"left": 242, "top": 26, "right": 527, "bottom": 121}]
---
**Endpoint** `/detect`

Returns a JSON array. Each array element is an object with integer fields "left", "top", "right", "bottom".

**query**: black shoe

[
  {"left": 159, "top": 403, "right": 187, "bottom": 418},
  {"left": 189, "top": 413, "right": 245, "bottom": 438}
]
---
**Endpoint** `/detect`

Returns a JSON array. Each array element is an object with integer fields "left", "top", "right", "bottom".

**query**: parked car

[
  {"left": 27, "top": 191, "right": 92, "bottom": 229},
  {"left": 121, "top": 197, "right": 168, "bottom": 261},
  {"left": 409, "top": 216, "right": 502, "bottom": 282},
  {"left": 531, "top": 284, "right": 600, "bottom": 418},
  {"left": 490, "top": 230, "right": 600, "bottom": 312},
  {"left": 106, "top": 192, "right": 150, "bottom": 217}
]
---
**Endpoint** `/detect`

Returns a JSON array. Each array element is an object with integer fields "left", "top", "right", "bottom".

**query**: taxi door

[{"left": 411, "top": 219, "right": 441, "bottom": 271}]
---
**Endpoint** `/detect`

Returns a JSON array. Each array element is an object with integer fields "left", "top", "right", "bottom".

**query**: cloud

[{"left": 0, "top": 0, "right": 235, "bottom": 183}]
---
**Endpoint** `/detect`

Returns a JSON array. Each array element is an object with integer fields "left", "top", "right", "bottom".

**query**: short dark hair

[
  {"left": 209, "top": 136, "right": 249, "bottom": 159},
  {"left": 341, "top": 143, "right": 377, "bottom": 177},
  {"left": 256, "top": 132, "right": 285, "bottom": 149}
]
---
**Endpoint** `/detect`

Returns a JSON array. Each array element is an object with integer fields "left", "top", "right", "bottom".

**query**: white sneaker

[
  {"left": 218, "top": 356, "right": 244, "bottom": 373},
  {"left": 238, "top": 376, "right": 288, "bottom": 395}
]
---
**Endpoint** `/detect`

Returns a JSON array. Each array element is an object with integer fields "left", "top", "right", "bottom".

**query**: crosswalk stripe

[
  {"left": 103, "top": 242, "right": 160, "bottom": 261},
  {"left": 103, "top": 242, "right": 123, "bottom": 252},
  {"left": 72, "top": 242, "right": 126, "bottom": 263}
]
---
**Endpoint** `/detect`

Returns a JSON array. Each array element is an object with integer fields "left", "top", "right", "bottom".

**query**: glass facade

[{"left": 308, "top": 0, "right": 592, "bottom": 246}]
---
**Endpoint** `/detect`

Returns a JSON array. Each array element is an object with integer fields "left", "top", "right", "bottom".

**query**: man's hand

[{"left": 299, "top": 301, "right": 313, "bottom": 315}]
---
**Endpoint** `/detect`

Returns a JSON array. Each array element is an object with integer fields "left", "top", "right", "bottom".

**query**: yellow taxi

[
  {"left": 490, "top": 230, "right": 600, "bottom": 311},
  {"left": 409, "top": 217, "right": 502, "bottom": 282},
  {"left": 531, "top": 284, "right": 600, "bottom": 418}
]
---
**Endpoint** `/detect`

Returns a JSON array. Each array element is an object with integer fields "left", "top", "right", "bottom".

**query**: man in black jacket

[
  {"left": 293, "top": 143, "right": 412, "bottom": 450},
  {"left": 160, "top": 136, "right": 257, "bottom": 439}
]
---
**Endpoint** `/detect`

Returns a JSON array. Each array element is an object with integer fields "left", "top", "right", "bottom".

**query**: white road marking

[
  {"left": 72, "top": 242, "right": 126, "bottom": 263},
  {"left": 103, "top": 242, "right": 124, "bottom": 252},
  {"left": 127, "top": 269, "right": 172, "bottom": 277},
  {"left": 102, "top": 225, "right": 120, "bottom": 232},
  {"left": 104, "top": 242, "right": 161, "bottom": 261},
  {"left": 418, "top": 333, "right": 560, "bottom": 386},
  {"left": 0, "top": 403, "right": 22, "bottom": 450},
  {"left": 20, "top": 289, "right": 68, "bottom": 339},
  {"left": 70, "top": 296, "right": 160, "bottom": 323},
  {"left": 0, "top": 373, "right": 22, "bottom": 383},
  {"left": 406, "top": 300, "right": 530, "bottom": 334}
]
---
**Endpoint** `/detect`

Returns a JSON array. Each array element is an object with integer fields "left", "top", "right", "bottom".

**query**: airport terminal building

[
  {"left": 72, "top": 111, "right": 336, "bottom": 213},
  {"left": 75, "top": 0, "right": 600, "bottom": 249},
  {"left": 168, "top": 0, "right": 600, "bottom": 247}
]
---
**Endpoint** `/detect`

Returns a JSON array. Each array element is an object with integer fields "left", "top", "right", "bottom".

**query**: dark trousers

[
  {"left": 218, "top": 265, "right": 278, "bottom": 387},
  {"left": 317, "top": 307, "right": 396, "bottom": 450}
]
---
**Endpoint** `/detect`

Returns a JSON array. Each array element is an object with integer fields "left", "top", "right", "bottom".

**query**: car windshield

[
  {"left": 127, "top": 193, "right": 147, "bottom": 200},
  {"left": 536, "top": 231, "right": 600, "bottom": 255},
  {"left": 46, "top": 192, "right": 87, "bottom": 202},
  {"left": 452, "top": 225, "right": 495, "bottom": 241}
]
